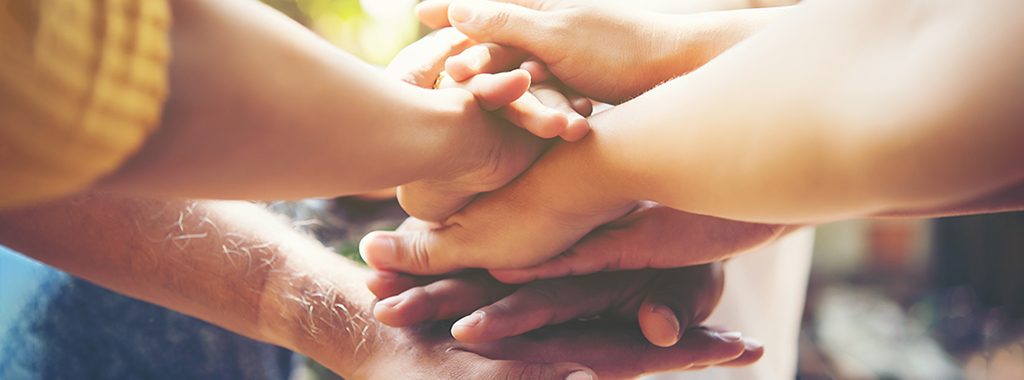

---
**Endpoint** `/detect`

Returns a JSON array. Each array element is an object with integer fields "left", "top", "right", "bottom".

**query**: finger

[
  {"left": 451, "top": 69, "right": 532, "bottom": 110},
  {"left": 467, "top": 324, "right": 752, "bottom": 377},
  {"left": 719, "top": 338, "right": 765, "bottom": 367},
  {"left": 638, "top": 301, "right": 684, "bottom": 348},
  {"left": 519, "top": 61, "right": 594, "bottom": 119},
  {"left": 566, "top": 92, "right": 594, "bottom": 117},
  {"left": 451, "top": 277, "right": 615, "bottom": 343},
  {"left": 366, "top": 270, "right": 435, "bottom": 299},
  {"left": 497, "top": 92, "right": 569, "bottom": 139},
  {"left": 519, "top": 60, "right": 552, "bottom": 82},
  {"left": 491, "top": 207, "right": 786, "bottom": 283},
  {"left": 415, "top": 0, "right": 454, "bottom": 29},
  {"left": 489, "top": 250, "right": 611, "bottom": 284},
  {"left": 637, "top": 264, "right": 723, "bottom": 347},
  {"left": 364, "top": 151, "right": 633, "bottom": 275},
  {"left": 444, "top": 0, "right": 564, "bottom": 62},
  {"left": 385, "top": 27, "right": 473, "bottom": 88},
  {"left": 416, "top": 0, "right": 554, "bottom": 29},
  {"left": 373, "top": 272, "right": 514, "bottom": 327},
  {"left": 360, "top": 228, "right": 469, "bottom": 274},
  {"left": 445, "top": 43, "right": 532, "bottom": 81},
  {"left": 529, "top": 84, "right": 590, "bottom": 141}
]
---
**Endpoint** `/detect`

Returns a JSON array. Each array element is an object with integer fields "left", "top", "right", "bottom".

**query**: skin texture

[
  {"left": 0, "top": 194, "right": 763, "bottom": 380},
  {"left": 386, "top": 28, "right": 588, "bottom": 223},
  {"left": 417, "top": 0, "right": 791, "bottom": 104},
  {"left": 93, "top": 0, "right": 553, "bottom": 204},
  {"left": 367, "top": 262, "right": 728, "bottom": 348},
  {"left": 362, "top": 0, "right": 1024, "bottom": 277}
]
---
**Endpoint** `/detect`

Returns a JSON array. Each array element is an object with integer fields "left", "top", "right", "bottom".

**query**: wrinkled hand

[
  {"left": 416, "top": 0, "right": 724, "bottom": 104},
  {"left": 368, "top": 257, "right": 730, "bottom": 348},
  {"left": 355, "top": 318, "right": 762, "bottom": 380}
]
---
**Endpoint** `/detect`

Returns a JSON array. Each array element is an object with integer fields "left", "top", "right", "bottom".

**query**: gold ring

[{"left": 432, "top": 71, "right": 449, "bottom": 89}]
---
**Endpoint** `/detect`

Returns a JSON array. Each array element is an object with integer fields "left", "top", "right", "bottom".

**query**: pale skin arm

[
  {"left": 361, "top": 0, "right": 1024, "bottom": 274},
  {"left": 583, "top": 0, "right": 1024, "bottom": 223},
  {"left": 427, "top": 0, "right": 1024, "bottom": 223}
]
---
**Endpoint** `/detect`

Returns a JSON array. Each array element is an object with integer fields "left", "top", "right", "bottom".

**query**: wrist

[
  {"left": 256, "top": 247, "right": 379, "bottom": 378},
  {"left": 406, "top": 87, "right": 485, "bottom": 181},
  {"left": 531, "top": 130, "right": 640, "bottom": 224}
]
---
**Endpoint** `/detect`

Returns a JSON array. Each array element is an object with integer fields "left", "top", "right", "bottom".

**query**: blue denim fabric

[{"left": 0, "top": 246, "right": 294, "bottom": 380}]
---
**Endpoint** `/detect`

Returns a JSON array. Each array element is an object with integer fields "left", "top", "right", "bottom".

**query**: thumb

[
  {"left": 359, "top": 230, "right": 466, "bottom": 275},
  {"left": 637, "top": 265, "right": 724, "bottom": 347},
  {"left": 447, "top": 0, "right": 560, "bottom": 60}
]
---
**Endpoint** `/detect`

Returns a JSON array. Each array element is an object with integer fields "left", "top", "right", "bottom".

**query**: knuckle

[{"left": 410, "top": 234, "right": 435, "bottom": 271}]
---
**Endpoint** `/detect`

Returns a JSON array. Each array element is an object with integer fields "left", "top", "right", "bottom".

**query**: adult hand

[
  {"left": 368, "top": 262, "right": 730, "bottom": 348},
  {"left": 352, "top": 319, "right": 762, "bottom": 380},
  {"left": 388, "top": 27, "right": 596, "bottom": 222},
  {"left": 361, "top": 200, "right": 790, "bottom": 280},
  {"left": 416, "top": 0, "right": 780, "bottom": 103},
  {"left": 385, "top": 28, "right": 546, "bottom": 223},
  {"left": 271, "top": 261, "right": 762, "bottom": 380}
]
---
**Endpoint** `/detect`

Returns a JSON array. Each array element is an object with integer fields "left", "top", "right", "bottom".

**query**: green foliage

[{"left": 262, "top": 0, "right": 420, "bottom": 65}]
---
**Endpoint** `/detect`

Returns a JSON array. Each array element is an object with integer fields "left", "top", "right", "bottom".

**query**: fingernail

[
  {"left": 359, "top": 233, "right": 396, "bottom": 268},
  {"left": 448, "top": 2, "right": 476, "bottom": 25},
  {"left": 743, "top": 338, "right": 763, "bottom": 350},
  {"left": 566, "top": 371, "right": 594, "bottom": 380},
  {"left": 718, "top": 331, "right": 743, "bottom": 342},
  {"left": 454, "top": 311, "right": 485, "bottom": 328},
  {"left": 651, "top": 305, "right": 682, "bottom": 342}
]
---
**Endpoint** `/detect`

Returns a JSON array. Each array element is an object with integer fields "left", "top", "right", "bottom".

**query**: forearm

[
  {"left": 0, "top": 195, "right": 376, "bottom": 377},
  {"left": 97, "top": 0, "right": 464, "bottom": 200},
  {"left": 591, "top": 0, "right": 1024, "bottom": 223}
]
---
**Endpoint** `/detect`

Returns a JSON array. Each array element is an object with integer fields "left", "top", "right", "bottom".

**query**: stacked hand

[{"left": 361, "top": 0, "right": 792, "bottom": 375}]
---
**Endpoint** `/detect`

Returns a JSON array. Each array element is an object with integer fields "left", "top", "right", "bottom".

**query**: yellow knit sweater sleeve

[{"left": 0, "top": 0, "right": 170, "bottom": 209}]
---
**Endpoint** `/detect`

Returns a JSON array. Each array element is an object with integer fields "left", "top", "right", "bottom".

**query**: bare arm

[
  {"left": 585, "top": 0, "right": 1024, "bottom": 223},
  {"left": 95, "top": 0, "right": 531, "bottom": 201},
  {"left": 0, "top": 194, "right": 761, "bottom": 379},
  {"left": 0, "top": 195, "right": 374, "bottom": 374},
  {"left": 360, "top": 0, "right": 1024, "bottom": 275}
]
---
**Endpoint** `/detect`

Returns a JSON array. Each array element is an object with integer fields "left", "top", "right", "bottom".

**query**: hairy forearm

[
  {"left": 590, "top": 0, "right": 1024, "bottom": 223},
  {"left": 0, "top": 194, "right": 377, "bottom": 377},
  {"left": 97, "top": 0, "right": 462, "bottom": 200}
]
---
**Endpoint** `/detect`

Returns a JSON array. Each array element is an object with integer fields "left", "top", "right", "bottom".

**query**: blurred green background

[{"left": 262, "top": 0, "right": 420, "bottom": 65}]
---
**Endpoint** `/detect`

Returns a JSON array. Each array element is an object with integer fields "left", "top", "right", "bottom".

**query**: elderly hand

[
  {"left": 368, "top": 259, "right": 733, "bottom": 348},
  {"left": 353, "top": 318, "right": 763, "bottom": 380}
]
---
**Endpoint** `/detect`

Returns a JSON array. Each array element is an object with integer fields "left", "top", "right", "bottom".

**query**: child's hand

[{"left": 387, "top": 28, "right": 592, "bottom": 222}]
